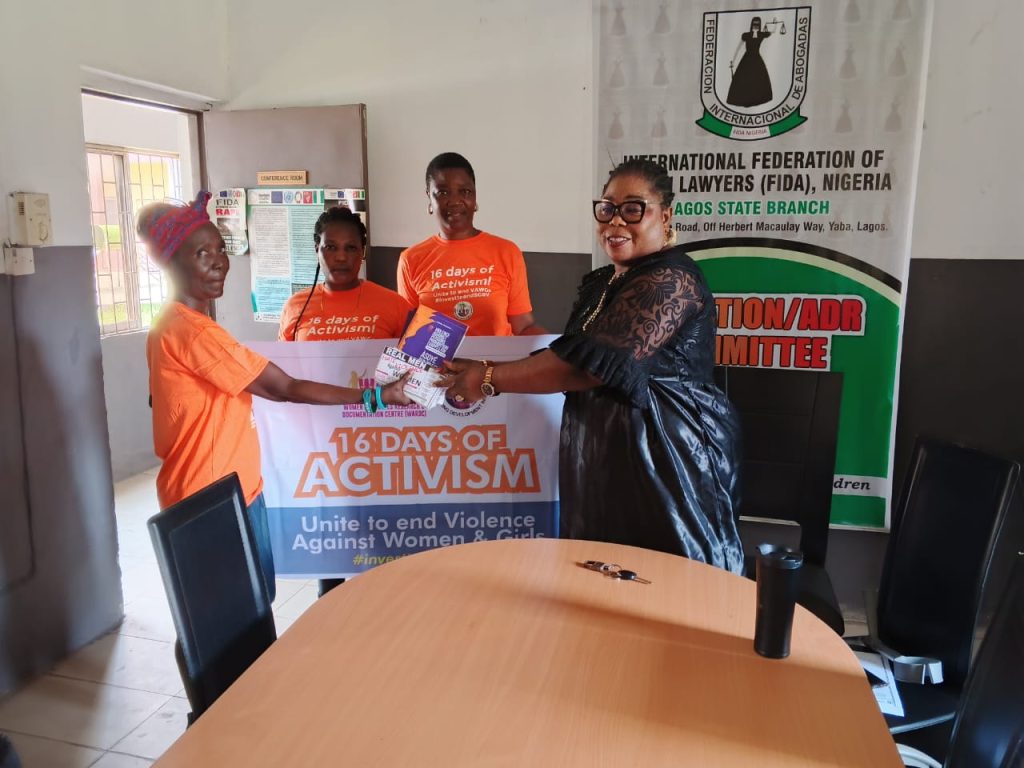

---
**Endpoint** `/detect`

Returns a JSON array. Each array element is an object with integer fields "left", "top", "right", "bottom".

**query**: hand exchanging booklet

[{"left": 374, "top": 307, "right": 469, "bottom": 408}]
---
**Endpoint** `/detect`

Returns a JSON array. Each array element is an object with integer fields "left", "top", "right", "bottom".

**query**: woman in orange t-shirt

[
  {"left": 139, "top": 193, "right": 410, "bottom": 601},
  {"left": 397, "top": 152, "right": 546, "bottom": 337},
  {"left": 279, "top": 206, "right": 412, "bottom": 342},
  {"left": 279, "top": 205, "right": 412, "bottom": 597}
]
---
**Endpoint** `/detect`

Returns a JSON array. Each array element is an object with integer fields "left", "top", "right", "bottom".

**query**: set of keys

[{"left": 581, "top": 560, "right": 652, "bottom": 584}]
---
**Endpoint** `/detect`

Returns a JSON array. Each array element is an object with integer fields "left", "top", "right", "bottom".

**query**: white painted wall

[
  {"left": 222, "top": 0, "right": 594, "bottom": 254},
  {"left": 0, "top": 0, "right": 227, "bottom": 247},
  {"left": 218, "top": 0, "right": 1019, "bottom": 262},
  {"left": 911, "top": 0, "right": 1022, "bottom": 260}
]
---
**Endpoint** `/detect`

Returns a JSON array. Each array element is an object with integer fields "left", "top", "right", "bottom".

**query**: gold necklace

[{"left": 581, "top": 271, "right": 625, "bottom": 331}]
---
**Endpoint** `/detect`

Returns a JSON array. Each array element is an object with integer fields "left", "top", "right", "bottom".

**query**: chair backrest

[
  {"left": 148, "top": 473, "right": 277, "bottom": 719},
  {"left": 945, "top": 556, "right": 1024, "bottom": 768},
  {"left": 0, "top": 733, "right": 21, "bottom": 768},
  {"left": 714, "top": 367, "right": 843, "bottom": 567},
  {"left": 878, "top": 437, "right": 1021, "bottom": 687}
]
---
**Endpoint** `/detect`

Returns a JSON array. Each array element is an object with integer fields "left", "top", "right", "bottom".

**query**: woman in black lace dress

[{"left": 440, "top": 159, "right": 743, "bottom": 573}]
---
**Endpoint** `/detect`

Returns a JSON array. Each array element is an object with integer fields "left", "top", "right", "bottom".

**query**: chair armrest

[{"left": 864, "top": 589, "right": 944, "bottom": 685}]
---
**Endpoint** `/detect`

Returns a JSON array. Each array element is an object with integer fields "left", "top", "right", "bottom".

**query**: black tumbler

[{"left": 753, "top": 544, "right": 804, "bottom": 659}]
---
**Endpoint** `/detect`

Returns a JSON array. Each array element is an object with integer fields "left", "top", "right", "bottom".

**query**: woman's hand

[
  {"left": 437, "top": 358, "right": 487, "bottom": 403},
  {"left": 380, "top": 371, "right": 413, "bottom": 406}
]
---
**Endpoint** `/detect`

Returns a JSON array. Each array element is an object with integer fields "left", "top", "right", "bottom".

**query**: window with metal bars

[{"left": 86, "top": 144, "right": 183, "bottom": 336}]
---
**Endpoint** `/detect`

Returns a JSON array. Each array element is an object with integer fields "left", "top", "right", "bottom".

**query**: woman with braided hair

[
  {"left": 139, "top": 192, "right": 410, "bottom": 599},
  {"left": 278, "top": 205, "right": 412, "bottom": 342}
]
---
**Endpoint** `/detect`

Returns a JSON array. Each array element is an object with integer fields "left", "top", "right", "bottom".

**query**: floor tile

[
  {"left": 272, "top": 583, "right": 318, "bottom": 618},
  {"left": 272, "top": 611, "right": 300, "bottom": 635},
  {"left": 117, "top": 597, "right": 177, "bottom": 644},
  {"left": 0, "top": 676, "right": 168, "bottom": 750},
  {"left": 110, "top": 696, "right": 189, "bottom": 760},
  {"left": 5, "top": 731, "right": 103, "bottom": 768},
  {"left": 51, "top": 634, "right": 180, "bottom": 696},
  {"left": 272, "top": 578, "right": 306, "bottom": 607},
  {"left": 93, "top": 752, "right": 154, "bottom": 767},
  {"left": 119, "top": 570, "right": 167, "bottom": 606}
]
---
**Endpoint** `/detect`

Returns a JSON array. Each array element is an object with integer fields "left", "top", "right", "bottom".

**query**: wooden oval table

[{"left": 155, "top": 539, "right": 900, "bottom": 767}]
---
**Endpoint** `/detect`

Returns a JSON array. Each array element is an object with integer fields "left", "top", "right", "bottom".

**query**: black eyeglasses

[{"left": 593, "top": 199, "right": 648, "bottom": 223}]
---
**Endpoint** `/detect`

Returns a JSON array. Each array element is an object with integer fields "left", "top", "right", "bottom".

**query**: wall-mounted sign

[
  {"left": 256, "top": 170, "right": 308, "bottom": 186},
  {"left": 594, "top": 0, "right": 932, "bottom": 530}
]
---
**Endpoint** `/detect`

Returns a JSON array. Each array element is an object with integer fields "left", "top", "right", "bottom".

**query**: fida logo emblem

[{"left": 696, "top": 7, "right": 811, "bottom": 141}]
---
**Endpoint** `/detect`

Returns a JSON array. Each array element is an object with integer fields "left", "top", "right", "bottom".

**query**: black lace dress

[{"left": 549, "top": 246, "right": 744, "bottom": 573}]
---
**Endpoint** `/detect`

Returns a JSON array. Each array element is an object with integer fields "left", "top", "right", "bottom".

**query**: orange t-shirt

[
  {"left": 147, "top": 302, "right": 270, "bottom": 508},
  {"left": 397, "top": 231, "right": 533, "bottom": 336},
  {"left": 277, "top": 281, "right": 414, "bottom": 341}
]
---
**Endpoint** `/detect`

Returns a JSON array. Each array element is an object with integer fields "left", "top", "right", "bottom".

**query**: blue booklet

[{"left": 395, "top": 306, "right": 469, "bottom": 369}]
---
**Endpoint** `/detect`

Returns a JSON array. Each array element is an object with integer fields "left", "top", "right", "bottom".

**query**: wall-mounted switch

[{"left": 3, "top": 245, "right": 35, "bottom": 276}]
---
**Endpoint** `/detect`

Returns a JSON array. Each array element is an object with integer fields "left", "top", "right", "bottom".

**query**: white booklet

[
  {"left": 374, "top": 346, "right": 447, "bottom": 409},
  {"left": 854, "top": 649, "right": 904, "bottom": 717}
]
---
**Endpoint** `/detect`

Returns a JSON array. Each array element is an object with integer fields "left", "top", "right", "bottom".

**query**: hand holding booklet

[{"left": 374, "top": 307, "right": 469, "bottom": 408}]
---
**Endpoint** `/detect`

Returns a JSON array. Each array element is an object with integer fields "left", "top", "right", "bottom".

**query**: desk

[{"left": 156, "top": 539, "right": 900, "bottom": 766}]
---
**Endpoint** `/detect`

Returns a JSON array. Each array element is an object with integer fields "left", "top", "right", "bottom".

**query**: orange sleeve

[
  {"left": 505, "top": 245, "right": 533, "bottom": 317},
  {"left": 396, "top": 250, "right": 418, "bottom": 306},
  {"left": 181, "top": 323, "right": 269, "bottom": 396},
  {"left": 278, "top": 293, "right": 300, "bottom": 341}
]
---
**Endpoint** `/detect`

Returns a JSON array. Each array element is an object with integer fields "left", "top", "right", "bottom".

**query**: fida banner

[
  {"left": 250, "top": 337, "right": 562, "bottom": 577},
  {"left": 595, "top": 0, "right": 932, "bottom": 528}
]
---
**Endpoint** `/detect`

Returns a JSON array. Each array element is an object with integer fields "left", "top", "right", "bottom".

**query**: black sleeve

[{"left": 549, "top": 264, "right": 704, "bottom": 405}]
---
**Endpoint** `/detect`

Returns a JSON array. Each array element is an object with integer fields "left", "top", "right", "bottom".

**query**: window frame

[{"left": 86, "top": 143, "right": 184, "bottom": 337}]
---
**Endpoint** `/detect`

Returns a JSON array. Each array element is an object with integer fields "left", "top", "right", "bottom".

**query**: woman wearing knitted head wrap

[{"left": 138, "top": 192, "right": 410, "bottom": 600}]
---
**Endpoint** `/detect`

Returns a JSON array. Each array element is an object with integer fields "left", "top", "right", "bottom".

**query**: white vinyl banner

[{"left": 250, "top": 337, "right": 562, "bottom": 577}]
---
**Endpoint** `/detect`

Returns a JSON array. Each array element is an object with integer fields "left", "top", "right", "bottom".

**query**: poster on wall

[
  {"left": 246, "top": 188, "right": 368, "bottom": 321},
  {"left": 210, "top": 188, "right": 248, "bottom": 257},
  {"left": 595, "top": 0, "right": 933, "bottom": 529},
  {"left": 246, "top": 187, "right": 325, "bottom": 322},
  {"left": 325, "top": 188, "right": 367, "bottom": 227},
  {"left": 250, "top": 337, "right": 562, "bottom": 577}
]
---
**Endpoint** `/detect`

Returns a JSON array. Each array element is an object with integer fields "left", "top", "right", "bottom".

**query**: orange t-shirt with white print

[
  {"left": 397, "top": 231, "right": 533, "bottom": 336},
  {"left": 277, "top": 281, "right": 414, "bottom": 342},
  {"left": 147, "top": 302, "right": 270, "bottom": 509}
]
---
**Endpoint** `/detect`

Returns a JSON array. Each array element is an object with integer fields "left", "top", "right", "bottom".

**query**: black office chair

[
  {"left": 148, "top": 473, "right": 277, "bottom": 724},
  {"left": 715, "top": 366, "right": 846, "bottom": 635},
  {"left": 0, "top": 734, "right": 21, "bottom": 768},
  {"left": 897, "top": 556, "right": 1024, "bottom": 767},
  {"left": 857, "top": 436, "right": 1021, "bottom": 742}
]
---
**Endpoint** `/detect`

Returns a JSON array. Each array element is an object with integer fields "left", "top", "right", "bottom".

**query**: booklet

[
  {"left": 854, "top": 650, "right": 904, "bottom": 717},
  {"left": 374, "top": 307, "right": 469, "bottom": 408},
  {"left": 395, "top": 306, "right": 469, "bottom": 367}
]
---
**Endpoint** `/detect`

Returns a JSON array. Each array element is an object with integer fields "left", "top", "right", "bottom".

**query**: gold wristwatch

[{"left": 480, "top": 363, "right": 498, "bottom": 397}]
